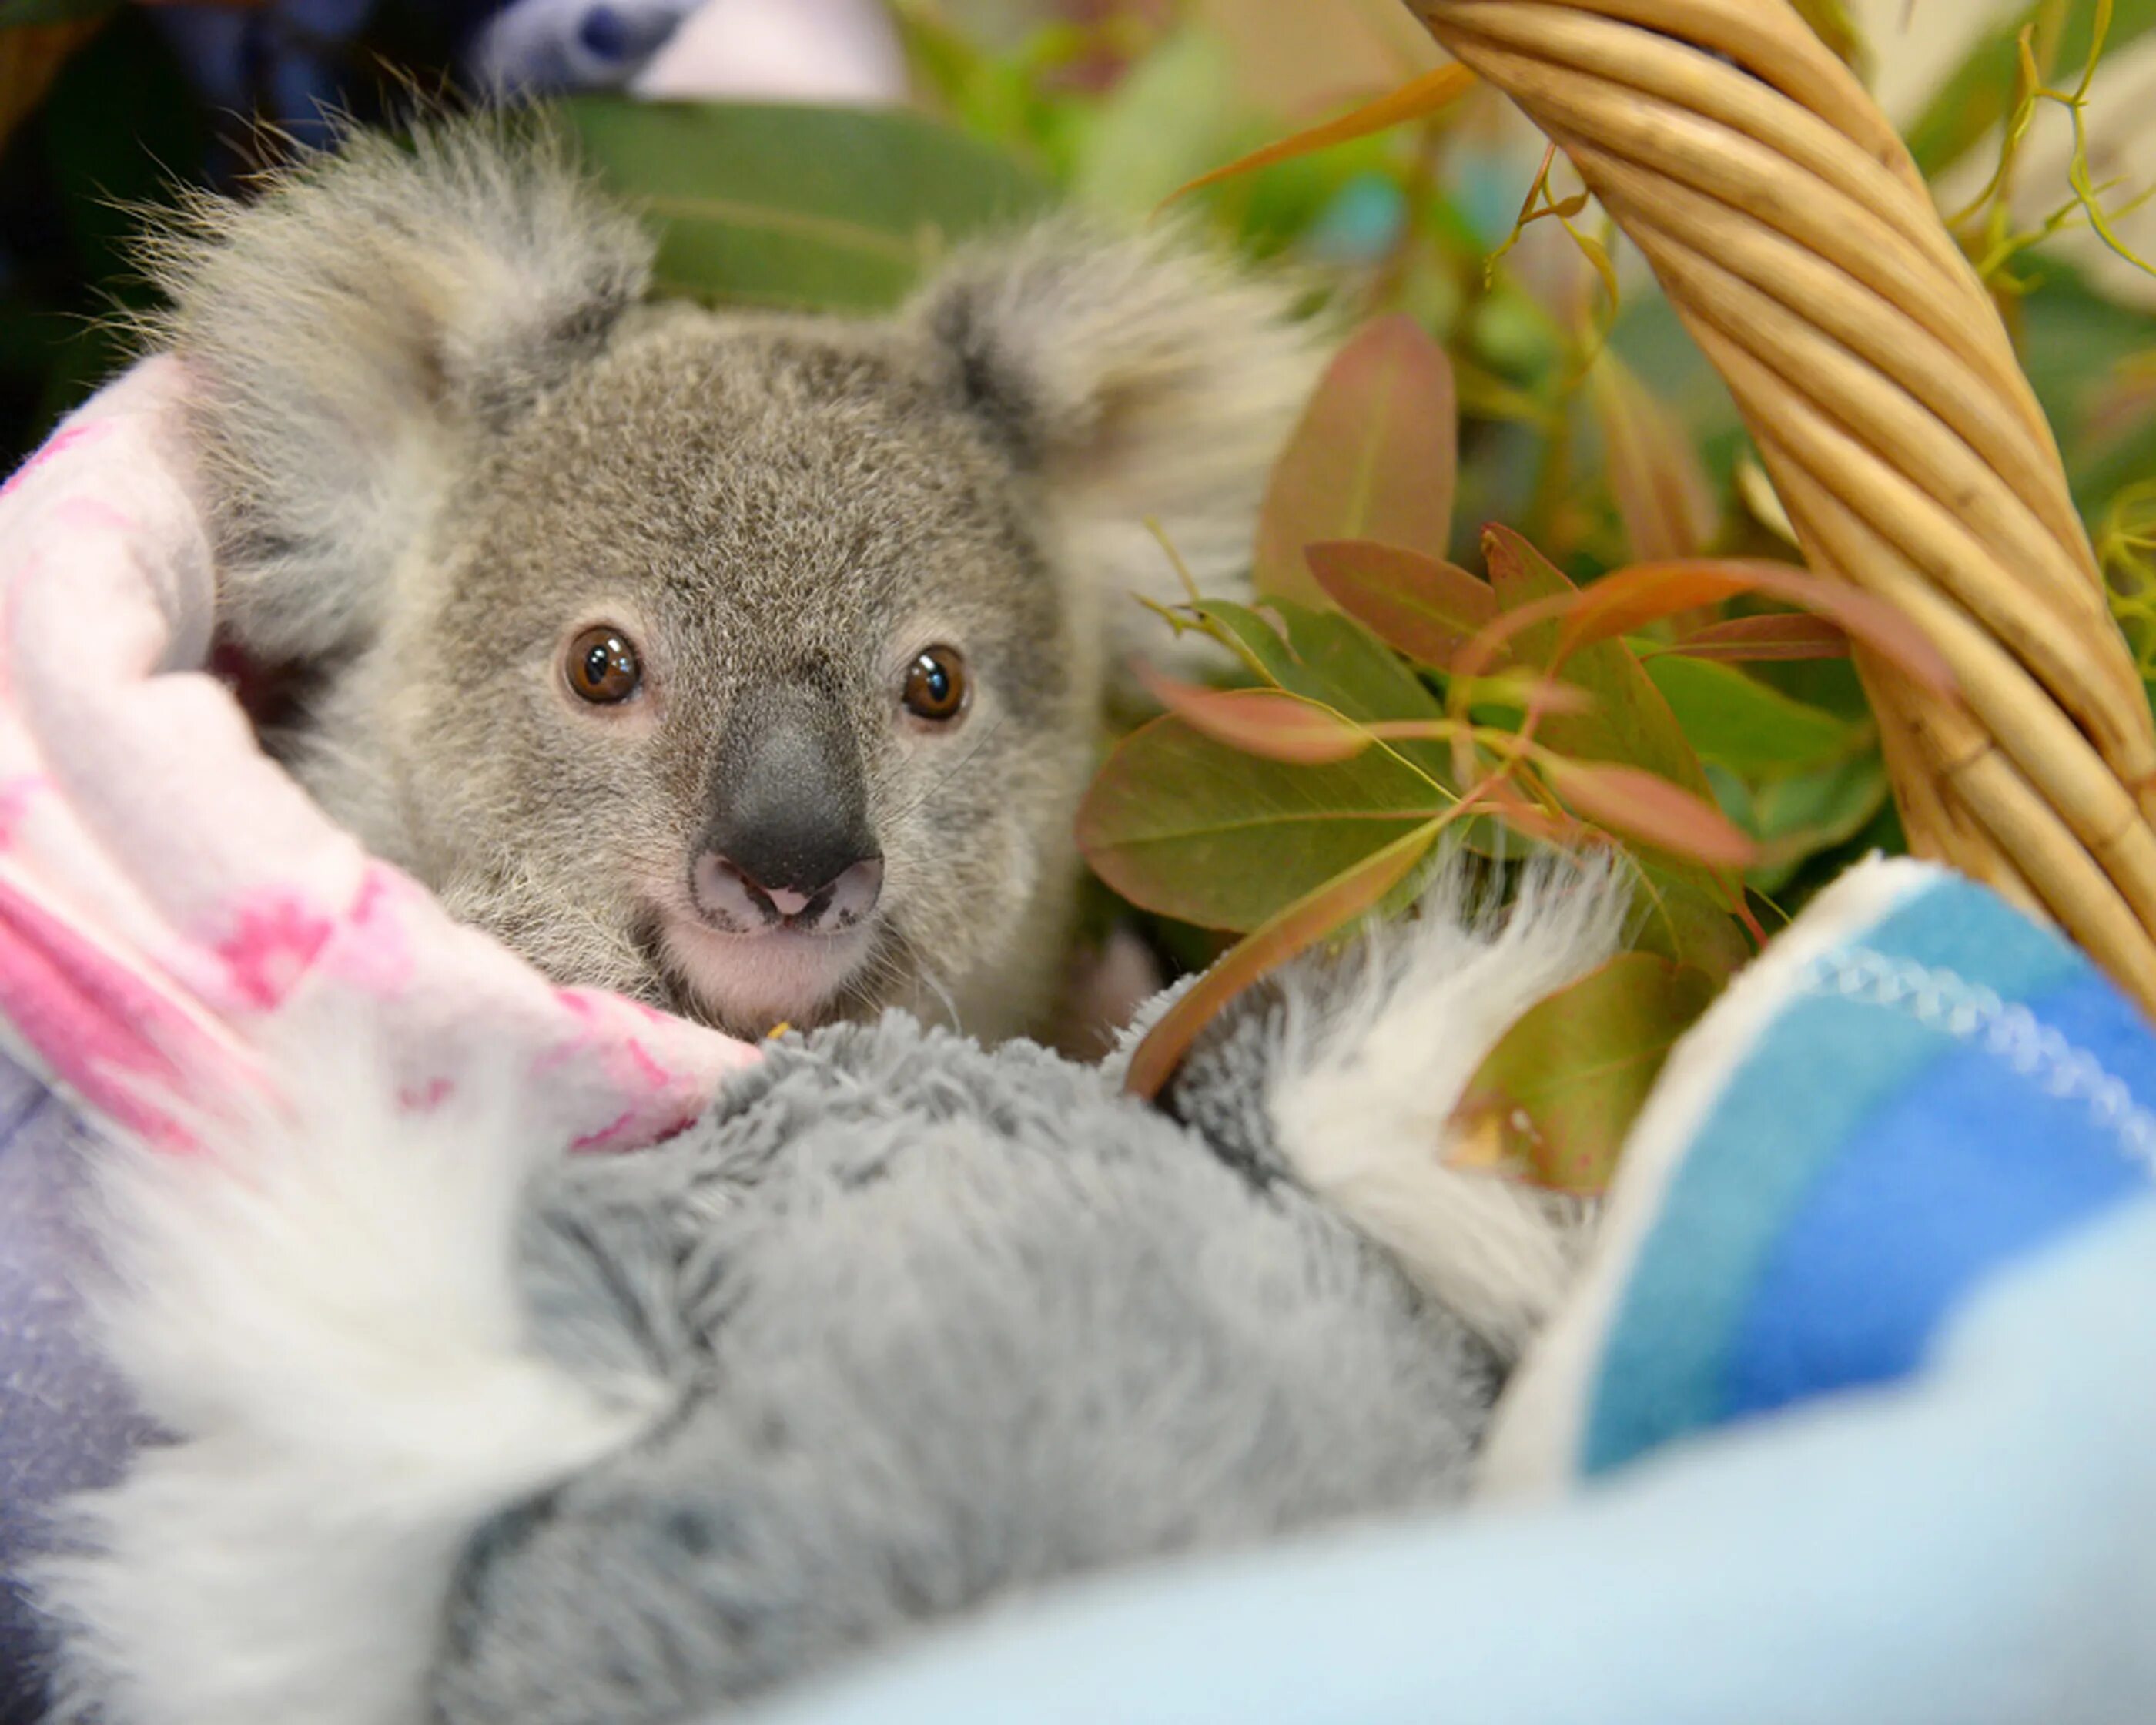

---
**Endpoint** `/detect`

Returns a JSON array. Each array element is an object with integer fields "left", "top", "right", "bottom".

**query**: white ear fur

[
  {"left": 144, "top": 119, "right": 652, "bottom": 662},
  {"left": 1265, "top": 854, "right": 1633, "bottom": 1361},
  {"left": 910, "top": 219, "right": 1324, "bottom": 655},
  {"left": 38, "top": 1037, "right": 667, "bottom": 1725}
]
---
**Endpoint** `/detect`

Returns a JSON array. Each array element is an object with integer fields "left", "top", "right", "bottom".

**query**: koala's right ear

[
  {"left": 906, "top": 218, "right": 1325, "bottom": 650},
  {"left": 144, "top": 122, "right": 653, "bottom": 662}
]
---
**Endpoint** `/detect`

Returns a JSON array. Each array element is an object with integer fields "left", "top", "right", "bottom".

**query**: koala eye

[
  {"left": 901, "top": 645, "right": 969, "bottom": 724},
  {"left": 565, "top": 625, "right": 642, "bottom": 705}
]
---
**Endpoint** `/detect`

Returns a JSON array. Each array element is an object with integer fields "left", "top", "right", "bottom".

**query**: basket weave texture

[{"left": 1405, "top": 0, "right": 2156, "bottom": 1015}]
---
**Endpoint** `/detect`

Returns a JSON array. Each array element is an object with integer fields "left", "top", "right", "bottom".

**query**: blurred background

[
  {"left": 5, "top": 2, "right": 2153, "bottom": 514},
  {"left": 2, "top": 0, "right": 2152, "bottom": 924}
]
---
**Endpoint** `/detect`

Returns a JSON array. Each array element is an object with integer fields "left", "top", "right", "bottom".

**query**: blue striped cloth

[{"left": 1583, "top": 865, "right": 2156, "bottom": 1474}]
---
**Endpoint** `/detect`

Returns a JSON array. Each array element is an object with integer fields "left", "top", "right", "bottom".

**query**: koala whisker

[
  {"left": 874, "top": 922, "right": 962, "bottom": 1032},
  {"left": 878, "top": 712, "right": 1010, "bottom": 831}
]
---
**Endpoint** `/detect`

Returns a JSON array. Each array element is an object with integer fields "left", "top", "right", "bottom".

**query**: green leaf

[
  {"left": 1588, "top": 352, "right": 1717, "bottom": 562},
  {"left": 1304, "top": 539, "right": 1496, "bottom": 668},
  {"left": 558, "top": 98, "right": 1051, "bottom": 312},
  {"left": 1076, "top": 713, "right": 1448, "bottom": 932},
  {"left": 1743, "top": 753, "right": 1893, "bottom": 897},
  {"left": 1254, "top": 314, "right": 1459, "bottom": 608},
  {"left": 1069, "top": 27, "right": 1241, "bottom": 217},
  {"left": 1187, "top": 595, "right": 1462, "bottom": 793},
  {"left": 1905, "top": 0, "right": 2156, "bottom": 179},
  {"left": 1194, "top": 596, "right": 1444, "bottom": 720},
  {"left": 2017, "top": 260, "right": 2156, "bottom": 512},
  {"left": 1643, "top": 654, "right": 1860, "bottom": 775},
  {"left": 1455, "top": 952, "right": 1719, "bottom": 1194},
  {"left": 1787, "top": 0, "right": 1871, "bottom": 72}
]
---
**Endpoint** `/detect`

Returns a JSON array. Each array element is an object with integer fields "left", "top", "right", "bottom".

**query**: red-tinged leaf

[
  {"left": 1077, "top": 713, "right": 1449, "bottom": 931},
  {"left": 1589, "top": 353, "right": 1717, "bottom": 563},
  {"left": 1479, "top": 529, "right": 1751, "bottom": 978},
  {"left": 1662, "top": 613, "right": 1852, "bottom": 663},
  {"left": 1561, "top": 559, "right": 1956, "bottom": 696},
  {"left": 1479, "top": 530, "right": 1716, "bottom": 795},
  {"left": 1123, "top": 820, "right": 1444, "bottom": 1099},
  {"left": 1561, "top": 564, "right": 1760, "bottom": 645},
  {"left": 1470, "top": 776, "right": 1585, "bottom": 846},
  {"left": 1133, "top": 666, "right": 1374, "bottom": 765},
  {"left": 1538, "top": 755, "right": 1759, "bottom": 869},
  {"left": 1254, "top": 317, "right": 1458, "bottom": 610},
  {"left": 1451, "top": 671, "right": 1596, "bottom": 718},
  {"left": 1157, "top": 59, "right": 1477, "bottom": 210},
  {"left": 1452, "top": 952, "right": 1719, "bottom": 1194},
  {"left": 1304, "top": 538, "right": 1497, "bottom": 668}
]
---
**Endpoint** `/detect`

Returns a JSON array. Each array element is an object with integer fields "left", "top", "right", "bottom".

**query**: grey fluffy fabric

[
  {"left": 434, "top": 1008, "right": 1500, "bottom": 1723},
  {"left": 37, "top": 858, "right": 1623, "bottom": 1725}
]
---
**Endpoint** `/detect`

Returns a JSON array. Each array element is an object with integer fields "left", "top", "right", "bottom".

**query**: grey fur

[
  {"left": 432, "top": 1000, "right": 1500, "bottom": 1723},
  {"left": 149, "top": 119, "right": 1321, "bottom": 1041}
]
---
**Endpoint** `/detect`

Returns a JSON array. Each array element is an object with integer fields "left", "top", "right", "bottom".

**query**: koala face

[
  {"left": 159, "top": 123, "right": 1317, "bottom": 1038},
  {"left": 370, "top": 315, "right": 1095, "bottom": 1035}
]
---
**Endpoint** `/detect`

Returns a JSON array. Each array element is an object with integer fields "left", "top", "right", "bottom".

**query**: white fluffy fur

[
  {"left": 1266, "top": 854, "right": 1633, "bottom": 1361},
  {"left": 1474, "top": 853, "right": 1935, "bottom": 1499},
  {"left": 39, "top": 1040, "right": 667, "bottom": 1725},
  {"left": 909, "top": 218, "right": 1324, "bottom": 662}
]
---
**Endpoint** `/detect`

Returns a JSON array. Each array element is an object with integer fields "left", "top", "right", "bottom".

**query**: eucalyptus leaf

[
  {"left": 1189, "top": 595, "right": 1461, "bottom": 790},
  {"left": 2017, "top": 261, "right": 2156, "bottom": 512},
  {"left": 1076, "top": 713, "right": 1450, "bottom": 933},
  {"left": 559, "top": 98, "right": 1050, "bottom": 313},
  {"left": 1254, "top": 315, "right": 1458, "bottom": 607},
  {"left": 1070, "top": 27, "right": 1240, "bottom": 217},
  {"left": 1484, "top": 528, "right": 1750, "bottom": 976},
  {"left": 1746, "top": 754, "right": 1893, "bottom": 896},
  {"left": 1456, "top": 951, "right": 1718, "bottom": 1194},
  {"left": 1644, "top": 654, "right": 1859, "bottom": 775}
]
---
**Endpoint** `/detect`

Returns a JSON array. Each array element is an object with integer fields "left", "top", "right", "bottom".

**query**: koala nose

[
  {"left": 694, "top": 850, "right": 883, "bottom": 934},
  {"left": 693, "top": 690, "right": 882, "bottom": 936}
]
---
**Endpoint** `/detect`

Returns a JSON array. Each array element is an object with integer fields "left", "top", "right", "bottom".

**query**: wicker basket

[{"left": 1404, "top": 0, "right": 2156, "bottom": 1016}]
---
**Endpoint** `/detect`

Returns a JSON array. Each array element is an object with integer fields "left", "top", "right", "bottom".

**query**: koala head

[{"left": 151, "top": 122, "right": 1317, "bottom": 1039}]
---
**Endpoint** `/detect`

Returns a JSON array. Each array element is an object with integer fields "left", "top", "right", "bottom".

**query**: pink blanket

[{"left": 0, "top": 357, "right": 760, "bottom": 1154}]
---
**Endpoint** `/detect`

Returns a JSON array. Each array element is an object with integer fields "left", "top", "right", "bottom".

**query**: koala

[{"left": 148, "top": 121, "right": 1319, "bottom": 1040}]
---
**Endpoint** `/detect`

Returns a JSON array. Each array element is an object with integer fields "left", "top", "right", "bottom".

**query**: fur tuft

[
  {"left": 36, "top": 1037, "right": 666, "bottom": 1725},
  {"left": 139, "top": 116, "right": 652, "bottom": 662},
  {"left": 909, "top": 216, "right": 1324, "bottom": 655},
  {"left": 1263, "top": 852, "right": 1633, "bottom": 1361}
]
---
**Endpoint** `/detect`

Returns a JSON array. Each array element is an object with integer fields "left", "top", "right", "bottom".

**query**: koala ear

[
  {"left": 143, "top": 120, "right": 653, "bottom": 662},
  {"left": 909, "top": 219, "right": 1324, "bottom": 642}
]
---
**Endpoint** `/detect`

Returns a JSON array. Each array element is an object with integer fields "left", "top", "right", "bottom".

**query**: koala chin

[{"left": 148, "top": 122, "right": 1320, "bottom": 1040}]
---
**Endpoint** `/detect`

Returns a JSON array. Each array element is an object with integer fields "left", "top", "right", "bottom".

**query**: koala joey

[{"left": 152, "top": 122, "right": 1321, "bottom": 1041}]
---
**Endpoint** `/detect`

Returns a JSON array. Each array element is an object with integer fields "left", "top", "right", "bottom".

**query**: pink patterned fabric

[{"left": 0, "top": 357, "right": 759, "bottom": 1154}]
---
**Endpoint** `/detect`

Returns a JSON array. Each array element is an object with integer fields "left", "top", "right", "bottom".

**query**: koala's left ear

[{"left": 909, "top": 219, "right": 1324, "bottom": 640}]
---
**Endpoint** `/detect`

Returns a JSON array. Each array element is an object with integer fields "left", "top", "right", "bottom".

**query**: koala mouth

[{"left": 646, "top": 909, "right": 886, "bottom": 1038}]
